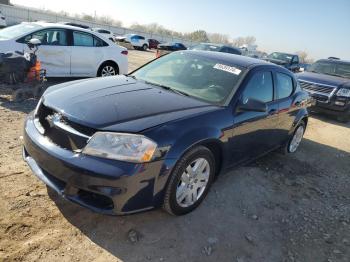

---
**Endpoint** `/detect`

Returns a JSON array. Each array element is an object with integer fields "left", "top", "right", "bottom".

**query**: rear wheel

[
  {"left": 98, "top": 62, "right": 118, "bottom": 77},
  {"left": 142, "top": 44, "right": 148, "bottom": 51},
  {"left": 282, "top": 121, "right": 306, "bottom": 154},
  {"left": 163, "top": 146, "right": 215, "bottom": 216}
]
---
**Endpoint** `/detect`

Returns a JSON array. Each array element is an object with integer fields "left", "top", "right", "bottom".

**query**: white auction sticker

[{"left": 213, "top": 63, "right": 241, "bottom": 75}]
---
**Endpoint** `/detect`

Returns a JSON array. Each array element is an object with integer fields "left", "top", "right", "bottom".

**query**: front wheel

[
  {"left": 142, "top": 44, "right": 148, "bottom": 51},
  {"left": 163, "top": 146, "right": 215, "bottom": 216}
]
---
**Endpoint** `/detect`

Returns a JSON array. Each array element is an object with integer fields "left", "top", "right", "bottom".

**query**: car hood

[
  {"left": 263, "top": 58, "right": 288, "bottom": 66},
  {"left": 42, "top": 76, "right": 218, "bottom": 132},
  {"left": 296, "top": 71, "right": 349, "bottom": 87}
]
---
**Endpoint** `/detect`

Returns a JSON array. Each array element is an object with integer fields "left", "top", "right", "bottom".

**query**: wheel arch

[{"left": 290, "top": 108, "right": 309, "bottom": 135}]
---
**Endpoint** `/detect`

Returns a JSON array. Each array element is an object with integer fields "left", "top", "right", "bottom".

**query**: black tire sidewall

[{"left": 164, "top": 146, "right": 216, "bottom": 215}]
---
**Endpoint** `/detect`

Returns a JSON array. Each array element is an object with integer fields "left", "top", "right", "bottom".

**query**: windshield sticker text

[{"left": 213, "top": 64, "right": 241, "bottom": 75}]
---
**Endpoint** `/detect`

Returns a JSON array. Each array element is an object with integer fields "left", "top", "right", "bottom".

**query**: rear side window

[
  {"left": 73, "top": 31, "right": 94, "bottom": 46},
  {"left": 276, "top": 72, "right": 294, "bottom": 99},
  {"left": 242, "top": 71, "right": 273, "bottom": 103},
  {"left": 93, "top": 36, "right": 108, "bottom": 47}
]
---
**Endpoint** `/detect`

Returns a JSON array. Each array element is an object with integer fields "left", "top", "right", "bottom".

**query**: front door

[
  {"left": 24, "top": 28, "right": 71, "bottom": 77},
  {"left": 229, "top": 69, "right": 279, "bottom": 165}
]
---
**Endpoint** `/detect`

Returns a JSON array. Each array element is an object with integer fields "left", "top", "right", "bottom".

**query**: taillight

[{"left": 121, "top": 50, "right": 128, "bottom": 55}]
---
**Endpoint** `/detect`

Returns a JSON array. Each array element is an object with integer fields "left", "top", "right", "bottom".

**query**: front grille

[
  {"left": 36, "top": 103, "right": 95, "bottom": 151},
  {"left": 299, "top": 81, "right": 336, "bottom": 95},
  {"left": 299, "top": 80, "right": 337, "bottom": 103}
]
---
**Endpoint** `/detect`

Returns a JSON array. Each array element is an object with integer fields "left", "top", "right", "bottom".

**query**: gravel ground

[{"left": 0, "top": 50, "right": 349, "bottom": 262}]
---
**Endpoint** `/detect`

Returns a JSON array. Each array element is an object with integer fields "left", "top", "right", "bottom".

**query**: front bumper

[
  {"left": 23, "top": 113, "right": 168, "bottom": 215},
  {"left": 310, "top": 96, "right": 350, "bottom": 117}
]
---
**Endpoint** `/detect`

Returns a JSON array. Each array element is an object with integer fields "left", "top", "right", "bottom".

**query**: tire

[
  {"left": 282, "top": 121, "right": 306, "bottom": 154},
  {"left": 97, "top": 62, "right": 119, "bottom": 77},
  {"left": 142, "top": 44, "right": 148, "bottom": 51},
  {"left": 163, "top": 146, "right": 216, "bottom": 216}
]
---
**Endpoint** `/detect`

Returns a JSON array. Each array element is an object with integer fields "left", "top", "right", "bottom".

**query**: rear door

[
  {"left": 230, "top": 68, "right": 279, "bottom": 164},
  {"left": 70, "top": 30, "right": 104, "bottom": 77},
  {"left": 273, "top": 70, "right": 298, "bottom": 143},
  {"left": 23, "top": 28, "right": 71, "bottom": 77}
]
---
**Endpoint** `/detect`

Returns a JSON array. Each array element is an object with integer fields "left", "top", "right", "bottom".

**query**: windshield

[
  {"left": 268, "top": 52, "right": 293, "bottom": 63},
  {"left": 0, "top": 23, "right": 41, "bottom": 40},
  {"left": 191, "top": 44, "right": 221, "bottom": 52},
  {"left": 307, "top": 60, "right": 350, "bottom": 79},
  {"left": 132, "top": 52, "right": 245, "bottom": 104}
]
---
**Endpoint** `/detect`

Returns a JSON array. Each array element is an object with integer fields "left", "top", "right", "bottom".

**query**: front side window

[
  {"left": 132, "top": 52, "right": 245, "bottom": 104},
  {"left": 276, "top": 72, "right": 294, "bottom": 99},
  {"left": 242, "top": 71, "right": 273, "bottom": 103},
  {"left": 29, "top": 29, "right": 68, "bottom": 46},
  {"left": 73, "top": 31, "right": 93, "bottom": 46}
]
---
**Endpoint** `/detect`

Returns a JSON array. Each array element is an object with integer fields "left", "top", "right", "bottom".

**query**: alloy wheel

[
  {"left": 289, "top": 125, "right": 304, "bottom": 153},
  {"left": 101, "top": 65, "right": 116, "bottom": 77},
  {"left": 176, "top": 158, "right": 210, "bottom": 207}
]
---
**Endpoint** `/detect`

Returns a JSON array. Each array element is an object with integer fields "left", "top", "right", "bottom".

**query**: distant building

[{"left": 0, "top": 0, "right": 10, "bottom": 5}]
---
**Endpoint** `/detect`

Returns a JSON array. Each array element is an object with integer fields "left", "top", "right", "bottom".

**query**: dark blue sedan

[{"left": 23, "top": 51, "right": 309, "bottom": 215}]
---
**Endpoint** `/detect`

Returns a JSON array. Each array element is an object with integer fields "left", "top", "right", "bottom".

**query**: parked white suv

[
  {"left": 0, "top": 22, "right": 128, "bottom": 77},
  {"left": 116, "top": 34, "right": 148, "bottom": 51},
  {"left": 0, "top": 11, "right": 6, "bottom": 28},
  {"left": 92, "top": 28, "right": 116, "bottom": 42}
]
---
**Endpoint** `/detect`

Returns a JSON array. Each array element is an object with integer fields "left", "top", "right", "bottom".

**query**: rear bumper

[{"left": 23, "top": 113, "right": 167, "bottom": 215}]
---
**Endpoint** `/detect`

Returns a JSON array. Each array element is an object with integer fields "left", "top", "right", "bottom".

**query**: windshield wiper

[
  {"left": 146, "top": 81, "right": 190, "bottom": 97},
  {"left": 126, "top": 74, "right": 137, "bottom": 79}
]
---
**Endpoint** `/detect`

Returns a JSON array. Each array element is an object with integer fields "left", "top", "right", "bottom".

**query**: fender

[
  {"left": 290, "top": 107, "right": 309, "bottom": 135},
  {"left": 152, "top": 126, "right": 225, "bottom": 207}
]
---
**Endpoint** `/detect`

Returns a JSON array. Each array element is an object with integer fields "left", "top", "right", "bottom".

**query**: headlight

[
  {"left": 82, "top": 132, "right": 157, "bottom": 163},
  {"left": 337, "top": 88, "right": 350, "bottom": 97}
]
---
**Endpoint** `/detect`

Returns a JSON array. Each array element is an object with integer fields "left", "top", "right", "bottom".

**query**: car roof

[
  {"left": 30, "top": 21, "right": 94, "bottom": 33},
  {"left": 25, "top": 22, "right": 116, "bottom": 44},
  {"left": 317, "top": 58, "right": 350, "bottom": 64},
  {"left": 183, "top": 50, "right": 272, "bottom": 68}
]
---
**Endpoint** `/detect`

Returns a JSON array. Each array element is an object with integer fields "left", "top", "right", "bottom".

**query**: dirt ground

[{"left": 0, "top": 50, "right": 349, "bottom": 262}]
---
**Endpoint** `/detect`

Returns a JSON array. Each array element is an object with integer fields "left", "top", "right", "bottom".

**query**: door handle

[{"left": 268, "top": 109, "right": 277, "bottom": 115}]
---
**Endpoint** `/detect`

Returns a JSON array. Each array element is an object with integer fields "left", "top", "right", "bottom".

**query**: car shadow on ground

[{"left": 48, "top": 138, "right": 350, "bottom": 262}]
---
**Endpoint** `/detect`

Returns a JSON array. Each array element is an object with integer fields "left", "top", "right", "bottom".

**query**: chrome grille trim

[{"left": 298, "top": 80, "right": 337, "bottom": 103}]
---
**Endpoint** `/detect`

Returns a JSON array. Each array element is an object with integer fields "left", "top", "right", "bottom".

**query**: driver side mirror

[
  {"left": 236, "top": 98, "right": 267, "bottom": 113},
  {"left": 27, "top": 38, "right": 41, "bottom": 49}
]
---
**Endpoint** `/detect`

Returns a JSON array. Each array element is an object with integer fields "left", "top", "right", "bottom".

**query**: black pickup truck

[
  {"left": 264, "top": 52, "right": 300, "bottom": 72},
  {"left": 296, "top": 58, "right": 350, "bottom": 122}
]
